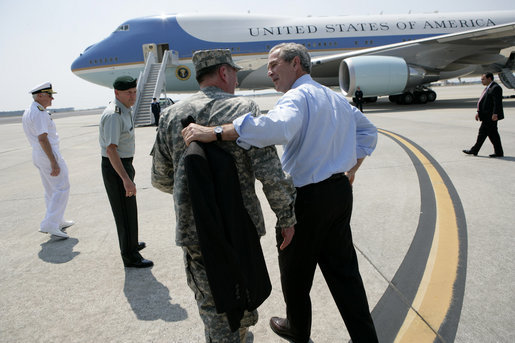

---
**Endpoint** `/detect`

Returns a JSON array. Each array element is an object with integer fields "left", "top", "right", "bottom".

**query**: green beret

[{"left": 113, "top": 76, "right": 137, "bottom": 90}]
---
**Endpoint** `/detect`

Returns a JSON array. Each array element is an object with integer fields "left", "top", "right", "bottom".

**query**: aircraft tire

[
  {"left": 427, "top": 90, "right": 437, "bottom": 102},
  {"left": 416, "top": 92, "right": 428, "bottom": 104},
  {"left": 389, "top": 95, "right": 400, "bottom": 103},
  {"left": 402, "top": 92, "right": 414, "bottom": 105}
]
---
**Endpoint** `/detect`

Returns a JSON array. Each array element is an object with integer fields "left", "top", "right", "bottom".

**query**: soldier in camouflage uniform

[{"left": 151, "top": 49, "right": 297, "bottom": 342}]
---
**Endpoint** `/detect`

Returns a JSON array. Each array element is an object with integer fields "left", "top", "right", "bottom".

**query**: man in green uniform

[
  {"left": 151, "top": 49, "right": 296, "bottom": 342},
  {"left": 99, "top": 76, "right": 153, "bottom": 268}
]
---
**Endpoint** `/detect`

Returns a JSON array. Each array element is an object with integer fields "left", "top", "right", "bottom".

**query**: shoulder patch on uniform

[
  {"left": 37, "top": 104, "right": 45, "bottom": 111},
  {"left": 115, "top": 106, "right": 121, "bottom": 114}
]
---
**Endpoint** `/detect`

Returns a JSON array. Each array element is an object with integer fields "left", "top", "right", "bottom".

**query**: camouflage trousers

[{"left": 183, "top": 245, "right": 258, "bottom": 343}]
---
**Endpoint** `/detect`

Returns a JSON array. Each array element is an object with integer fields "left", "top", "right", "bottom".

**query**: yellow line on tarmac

[{"left": 379, "top": 130, "right": 460, "bottom": 342}]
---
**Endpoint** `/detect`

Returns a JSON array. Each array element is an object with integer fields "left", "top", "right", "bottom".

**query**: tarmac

[{"left": 0, "top": 84, "right": 513, "bottom": 343}]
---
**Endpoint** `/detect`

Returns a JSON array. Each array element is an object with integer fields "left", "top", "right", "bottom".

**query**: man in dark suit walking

[{"left": 463, "top": 72, "right": 504, "bottom": 157}]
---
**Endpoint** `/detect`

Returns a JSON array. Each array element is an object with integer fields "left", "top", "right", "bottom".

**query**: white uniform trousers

[{"left": 32, "top": 150, "right": 70, "bottom": 231}]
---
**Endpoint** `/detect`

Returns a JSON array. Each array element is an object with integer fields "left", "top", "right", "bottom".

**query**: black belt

[
  {"left": 298, "top": 173, "right": 346, "bottom": 190},
  {"left": 325, "top": 172, "right": 345, "bottom": 182},
  {"left": 102, "top": 156, "right": 133, "bottom": 162}
]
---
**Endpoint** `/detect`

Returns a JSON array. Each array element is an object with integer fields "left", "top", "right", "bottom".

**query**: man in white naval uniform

[{"left": 22, "top": 82, "right": 74, "bottom": 238}]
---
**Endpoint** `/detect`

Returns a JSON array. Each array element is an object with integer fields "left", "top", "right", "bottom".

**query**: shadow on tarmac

[
  {"left": 360, "top": 97, "right": 515, "bottom": 113},
  {"left": 39, "top": 237, "right": 80, "bottom": 264},
  {"left": 123, "top": 268, "right": 188, "bottom": 322}
]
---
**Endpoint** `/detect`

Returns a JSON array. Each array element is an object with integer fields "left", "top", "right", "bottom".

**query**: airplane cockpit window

[{"left": 114, "top": 24, "right": 130, "bottom": 32}]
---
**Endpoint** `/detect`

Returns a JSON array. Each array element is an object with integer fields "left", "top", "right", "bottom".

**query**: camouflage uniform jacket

[{"left": 151, "top": 86, "right": 296, "bottom": 246}]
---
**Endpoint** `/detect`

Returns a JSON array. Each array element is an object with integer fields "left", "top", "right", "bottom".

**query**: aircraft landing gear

[{"left": 389, "top": 89, "right": 436, "bottom": 105}]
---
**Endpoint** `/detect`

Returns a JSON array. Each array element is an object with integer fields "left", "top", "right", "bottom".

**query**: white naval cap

[{"left": 29, "top": 81, "right": 57, "bottom": 95}]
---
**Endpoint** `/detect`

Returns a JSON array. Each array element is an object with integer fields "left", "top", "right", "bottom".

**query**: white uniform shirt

[{"left": 22, "top": 101, "right": 59, "bottom": 154}]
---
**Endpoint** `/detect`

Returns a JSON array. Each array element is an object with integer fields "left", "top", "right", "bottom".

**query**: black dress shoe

[
  {"left": 462, "top": 149, "right": 477, "bottom": 156},
  {"left": 124, "top": 258, "right": 154, "bottom": 268},
  {"left": 489, "top": 154, "right": 504, "bottom": 158},
  {"left": 270, "top": 317, "right": 297, "bottom": 341},
  {"left": 137, "top": 242, "right": 146, "bottom": 251}
]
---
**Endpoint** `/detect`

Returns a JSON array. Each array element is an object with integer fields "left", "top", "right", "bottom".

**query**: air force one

[{"left": 71, "top": 11, "right": 515, "bottom": 105}]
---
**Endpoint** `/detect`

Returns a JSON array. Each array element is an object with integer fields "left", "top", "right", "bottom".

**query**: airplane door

[
  {"left": 157, "top": 44, "right": 169, "bottom": 63},
  {"left": 142, "top": 43, "right": 157, "bottom": 63}
]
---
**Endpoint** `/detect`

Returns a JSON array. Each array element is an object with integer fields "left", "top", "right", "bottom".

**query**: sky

[{"left": 1, "top": 0, "right": 514, "bottom": 112}]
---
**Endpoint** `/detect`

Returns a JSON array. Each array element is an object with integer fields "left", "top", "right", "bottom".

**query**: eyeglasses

[{"left": 42, "top": 92, "right": 54, "bottom": 98}]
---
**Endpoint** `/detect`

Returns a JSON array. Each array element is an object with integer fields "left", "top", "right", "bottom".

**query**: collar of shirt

[{"left": 114, "top": 98, "right": 131, "bottom": 115}]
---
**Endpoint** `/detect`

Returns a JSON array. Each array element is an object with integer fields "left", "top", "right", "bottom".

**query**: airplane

[{"left": 71, "top": 11, "right": 515, "bottom": 105}]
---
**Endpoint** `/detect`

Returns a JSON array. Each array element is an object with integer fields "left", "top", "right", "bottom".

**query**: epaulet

[
  {"left": 37, "top": 104, "right": 45, "bottom": 111},
  {"left": 115, "top": 106, "right": 122, "bottom": 115}
]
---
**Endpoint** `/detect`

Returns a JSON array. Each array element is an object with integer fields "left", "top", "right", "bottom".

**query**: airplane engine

[{"left": 339, "top": 56, "right": 409, "bottom": 97}]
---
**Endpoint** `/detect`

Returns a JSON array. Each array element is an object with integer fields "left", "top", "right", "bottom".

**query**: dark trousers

[
  {"left": 101, "top": 157, "right": 141, "bottom": 264},
  {"left": 276, "top": 174, "right": 378, "bottom": 343},
  {"left": 471, "top": 119, "right": 503, "bottom": 155},
  {"left": 153, "top": 111, "right": 160, "bottom": 126}
]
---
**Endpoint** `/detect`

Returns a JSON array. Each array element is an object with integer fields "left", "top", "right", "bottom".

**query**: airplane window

[
  {"left": 115, "top": 24, "right": 130, "bottom": 32},
  {"left": 115, "top": 57, "right": 118, "bottom": 61},
  {"left": 95, "top": 60, "right": 98, "bottom": 64}
]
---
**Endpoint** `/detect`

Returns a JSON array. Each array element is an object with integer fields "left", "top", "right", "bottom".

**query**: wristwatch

[{"left": 214, "top": 126, "right": 223, "bottom": 142}]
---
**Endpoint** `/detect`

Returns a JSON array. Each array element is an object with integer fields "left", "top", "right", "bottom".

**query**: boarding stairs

[{"left": 133, "top": 50, "right": 179, "bottom": 127}]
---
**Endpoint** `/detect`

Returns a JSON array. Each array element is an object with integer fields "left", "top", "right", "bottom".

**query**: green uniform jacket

[{"left": 151, "top": 87, "right": 296, "bottom": 246}]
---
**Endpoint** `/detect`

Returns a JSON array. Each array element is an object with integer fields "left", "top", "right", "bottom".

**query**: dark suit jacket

[
  {"left": 151, "top": 101, "right": 161, "bottom": 115},
  {"left": 184, "top": 141, "right": 272, "bottom": 332},
  {"left": 478, "top": 81, "right": 504, "bottom": 121}
]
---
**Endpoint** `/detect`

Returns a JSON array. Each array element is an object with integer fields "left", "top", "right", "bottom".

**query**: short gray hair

[
  {"left": 32, "top": 94, "right": 39, "bottom": 101},
  {"left": 270, "top": 43, "right": 311, "bottom": 73}
]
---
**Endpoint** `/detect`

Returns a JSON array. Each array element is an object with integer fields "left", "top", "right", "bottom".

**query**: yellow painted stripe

[{"left": 379, "top": 130, "right": 460, "bottom": 342}]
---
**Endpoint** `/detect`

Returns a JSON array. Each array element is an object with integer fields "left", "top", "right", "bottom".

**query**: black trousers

[
  {"left": 471, "top": 119, "right": 503, "bottom": 155},
  {"left": 101, "top": 157, "right": 141, "bottom": 264},
  {"left": 152, "top": 111, "right": 160, "bottom": 126},
  {"left": 276, "top": 174, "right": 378, "bottom": 343}
]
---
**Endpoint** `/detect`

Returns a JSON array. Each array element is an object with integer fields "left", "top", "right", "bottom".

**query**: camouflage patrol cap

[{"left": 192, "top": 49, "right": 242, "bottom": 77}]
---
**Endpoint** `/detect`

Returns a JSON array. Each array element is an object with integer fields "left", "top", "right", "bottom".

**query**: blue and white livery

[{"left": 71, "top": 11, "right": 515, "bottom": 104}]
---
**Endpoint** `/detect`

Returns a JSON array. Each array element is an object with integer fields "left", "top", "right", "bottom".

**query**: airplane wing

[{"left": 311, "top": 22, "right": 515, "bottom": 85}]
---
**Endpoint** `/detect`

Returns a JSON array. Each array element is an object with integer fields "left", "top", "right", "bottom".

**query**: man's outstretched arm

[{"left": 182, "top": 123, "right": 239, "bottom": 146}]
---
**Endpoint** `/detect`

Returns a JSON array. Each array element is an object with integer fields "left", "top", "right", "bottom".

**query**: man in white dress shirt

[{"left": 182, "top": 43, "right": 378, "bottom": 343}]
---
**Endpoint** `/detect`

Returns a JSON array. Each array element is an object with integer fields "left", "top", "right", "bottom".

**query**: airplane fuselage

[{"left": 71, "top": 12, "right": 515, "bottom": 96}]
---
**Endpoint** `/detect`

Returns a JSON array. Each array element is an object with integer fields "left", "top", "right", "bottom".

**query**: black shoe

[
  {"left": 489, "top": 154, "right": 504, "bottom": 158},
  {"left": 462, "top": 149, "right": 477, "bottom": 156},
  {"left": 124, "top": 258, "right": 154, "bottom": 268},
  {"left": 137, "top": 242, "right": 146, "bottom": 251},
  {"left": 269, "top": 317, "right": 297, "bottom": 341}
]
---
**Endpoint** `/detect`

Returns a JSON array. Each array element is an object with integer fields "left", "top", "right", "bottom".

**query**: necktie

[{"left": 477, "top": 87, "right": 487, "bottom": 111}]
